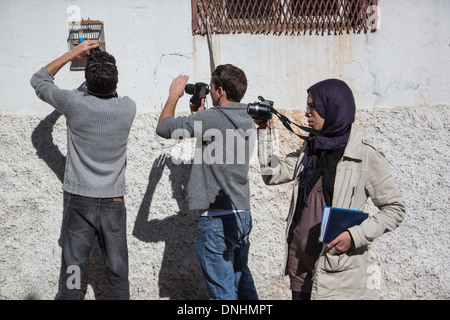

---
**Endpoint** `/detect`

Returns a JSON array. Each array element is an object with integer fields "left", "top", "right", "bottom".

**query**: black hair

[{"left": 84, "top": 50, "right": 118, "bottom": 95}]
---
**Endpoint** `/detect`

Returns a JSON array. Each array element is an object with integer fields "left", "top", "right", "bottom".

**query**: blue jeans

[
  {"left": 56, "top": 194, "right": 130, "bottom": 300},
  {"left": 195, "top": 210, "right": 258, "bottom": 300}
]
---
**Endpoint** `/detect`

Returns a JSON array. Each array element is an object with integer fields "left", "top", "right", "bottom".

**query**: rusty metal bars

[{"left": 192, "top": 0, "right": 378, "bottom": 35}]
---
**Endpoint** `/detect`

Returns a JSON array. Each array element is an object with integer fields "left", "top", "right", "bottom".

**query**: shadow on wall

[
  {"left": 132, "top": 155, "right": 209, "bottom": 300},
  {"left": 31, "top": 111, "right": 207, "bottom": 299},
  {"left": 31, "top": 110, "right": 109, "bottom": 300}
]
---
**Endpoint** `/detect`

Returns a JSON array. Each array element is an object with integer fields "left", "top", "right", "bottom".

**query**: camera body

[
  {"left": 247, "top": 96, "right": 274, "bottom": 120},
  {"left": 185, "top": 82, "right": 210, "bottom": 107}
]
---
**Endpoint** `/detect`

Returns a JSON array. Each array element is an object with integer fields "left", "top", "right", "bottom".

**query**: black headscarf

[{"left": 298, "top": 79, "right": 356, "bottom": 206}]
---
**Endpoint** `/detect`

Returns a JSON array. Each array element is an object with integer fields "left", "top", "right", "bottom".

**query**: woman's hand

[
  {"left": 254, "top": 118, "right": 274, "bottom": 129},
  {"left": 327, "top": 231, "right": 354, "bottom": 253}
]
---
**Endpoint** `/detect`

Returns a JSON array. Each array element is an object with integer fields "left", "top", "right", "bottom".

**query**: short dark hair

[
  {"left": 211, "top": 64, "right": 247, "bottom": 102},
  {"left": 85, "top": 50, "right": 118, "bottom": 95}
]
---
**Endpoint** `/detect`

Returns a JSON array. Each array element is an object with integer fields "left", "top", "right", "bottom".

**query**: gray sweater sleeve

[
  {"left": 156, "top": 111, "right": 212, "bottom": 139},
  {"left": 30, "top": 67, "right": 73, "bottom": 115}
]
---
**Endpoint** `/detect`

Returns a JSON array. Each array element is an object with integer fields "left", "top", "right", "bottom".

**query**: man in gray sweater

[
  {"left": 30, "top": 41, "right": 136, "bottom": 299},
  {"left": 156, "top": 64, "right": 258, "bottom": 300}
]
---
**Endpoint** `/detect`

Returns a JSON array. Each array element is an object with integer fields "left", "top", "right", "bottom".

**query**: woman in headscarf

[{"left": 255, "top": 79, "right": 406, "bottom": 300}]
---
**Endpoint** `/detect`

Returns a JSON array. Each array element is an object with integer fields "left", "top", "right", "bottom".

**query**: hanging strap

[
  {"left": 270, "top": 108, "right": 323, "bottom": 141},
  {"left": 270, "top": 106, "right": 350, "bottom": 140}
]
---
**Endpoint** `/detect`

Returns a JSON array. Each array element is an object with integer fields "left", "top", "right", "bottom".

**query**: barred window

[{"left": 192, "top": 0, "right": 378, "bottom": 36}]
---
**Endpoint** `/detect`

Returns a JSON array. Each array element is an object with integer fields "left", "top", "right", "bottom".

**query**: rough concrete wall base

[{"left": 0, "top": 105, "right": 448, "bottom": 300}]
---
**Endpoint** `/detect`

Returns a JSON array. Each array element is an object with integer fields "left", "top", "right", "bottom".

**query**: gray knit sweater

[
  {"left": 156, "top": 103, "right": 256, "bottom": 211},
  {"left": 30, "top": 67, "right": 136, "bottom": 198}
]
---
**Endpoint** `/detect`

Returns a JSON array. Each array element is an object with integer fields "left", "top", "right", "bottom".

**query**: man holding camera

[
  {"left": 156, "top": 64, "right": 258, "bottom": 300},
  {"left": 30, "top": 40, "right": 136, "bottom": 299}
]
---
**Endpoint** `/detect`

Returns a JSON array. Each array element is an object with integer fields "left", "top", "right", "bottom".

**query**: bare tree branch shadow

[
  {"left": 133, "top": 154, "right": 208, "bottom": 300},
  {"left": 31, "top": 110, "right": 108, "bottom": 300}
]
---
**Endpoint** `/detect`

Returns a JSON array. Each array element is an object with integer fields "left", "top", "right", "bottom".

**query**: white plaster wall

[
  {"left": 0, "top": 105, "right": 449, "bottom": 300},
  {"left": 0, "top": 0, "right": 449, "bottom": 300},
  {"left": 0, "top": 0, "right": 449, "bottom": 115}
]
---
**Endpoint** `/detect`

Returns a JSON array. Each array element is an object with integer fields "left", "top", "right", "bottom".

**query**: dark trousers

[
  {"left": 292, "top": 291, "right": 311, "bottom": 300},
  {"left": 56, "top": 194, "right": 129, "bottom": 300}
]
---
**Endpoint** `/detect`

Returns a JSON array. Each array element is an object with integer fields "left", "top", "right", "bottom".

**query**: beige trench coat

[{"left": 257, "top": 127, "right": 406, "bottom": 299}]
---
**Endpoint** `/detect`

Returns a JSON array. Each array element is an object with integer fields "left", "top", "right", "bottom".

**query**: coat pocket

[
  {"left": 323, "top": 249, "right": 353, "bottom": 272},
  {"left": 322, "top": 246, "right": 367, "bottom": 273}
]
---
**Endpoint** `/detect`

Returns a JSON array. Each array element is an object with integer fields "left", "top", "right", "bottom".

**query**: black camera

[
  {"left": 185, "top": 82, "right": 210, "bottom": 108},
  {"left": 247, "top": 96, "right": 274, "bottom": 120}
]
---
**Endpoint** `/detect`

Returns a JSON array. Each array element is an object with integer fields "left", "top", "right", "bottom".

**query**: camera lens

[
  {"left": 185, "top": 83, "right": 195, "bottom": 95},
  {"left": 247, "top": 103, "right": 257, "bottom": 118},
  {"left": 247, "top": 103, "right": 272, "bottom": 120}
]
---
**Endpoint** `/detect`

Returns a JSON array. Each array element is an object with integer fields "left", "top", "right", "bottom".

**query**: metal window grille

[{"left": 192, "top": 0, "right": 378, "bottom": 36}]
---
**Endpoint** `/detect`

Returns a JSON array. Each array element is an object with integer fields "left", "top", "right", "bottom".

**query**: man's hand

[
  {"left": 327, "top": 231, "right": 354, "bottom": 253},
  {"left": 44, "top": 40, "right": 99, "bottom": 76},
  {"left": 158, "top": 75, "right": 189, "bottom": 124},
  {"left": 168, "top": 75, "right": 189, "bottom": 99},
  {"left": 69, "top": 40, "right": 100, "bottom": 60},
  {"left": 190, "top": 99, "right": 205, "bottom": 114}
]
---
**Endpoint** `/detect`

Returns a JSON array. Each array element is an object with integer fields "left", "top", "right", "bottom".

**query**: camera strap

[{"left": 271, "top": 108, "right": 324, "bottom": 141}]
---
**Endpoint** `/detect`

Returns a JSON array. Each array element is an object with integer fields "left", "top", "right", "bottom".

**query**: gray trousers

[{"left": 56, "top": 194, "right": 129, "bottom": 300}]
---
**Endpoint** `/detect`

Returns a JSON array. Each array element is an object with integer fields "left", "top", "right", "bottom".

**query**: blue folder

[{"left": 319, "top": 206, "right": 369, "bottom": 243}]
